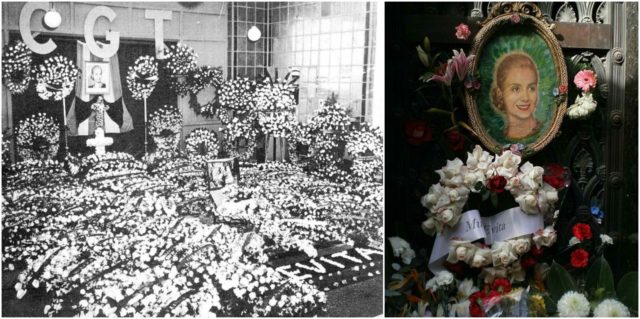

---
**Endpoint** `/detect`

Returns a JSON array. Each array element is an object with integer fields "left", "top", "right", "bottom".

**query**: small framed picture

[{"left": 85, "top": 62, "right": 110, "bottom": 94}]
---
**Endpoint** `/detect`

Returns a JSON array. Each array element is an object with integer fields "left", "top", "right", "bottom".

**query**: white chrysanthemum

[
  {"left": 593, "top": 299, "right": 630, "bottom": 317},
  {"left": 557, "top": 291, "right": 590, "bottom": 317},
  {"left": 567, "top": 92, "right": 597, "bottom": 119}
]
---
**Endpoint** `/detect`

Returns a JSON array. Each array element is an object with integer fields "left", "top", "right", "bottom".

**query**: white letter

[
  {"left": 84, "top": 6, "right": 120, "bottom": 59},
  {"left": 145, "top": 10, "right": 172, "bottom": 59},
  {"left": 19, "top": 3, "right": 56, "bottom": 54}
]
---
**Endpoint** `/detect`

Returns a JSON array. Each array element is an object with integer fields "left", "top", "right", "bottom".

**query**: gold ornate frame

[{"left": 464, "top": 2, "right": 568, "bottom": 156}]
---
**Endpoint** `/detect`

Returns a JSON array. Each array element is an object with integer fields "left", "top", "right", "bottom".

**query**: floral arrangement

[
  {"left": 345, "top": 125, "right": 383, "bottom": 181},
  {"left": 216, "top": 78, "right": 256, "bottom": 119},
  {"left": 149, "top": 105, "right": 183, "bottom": 153},
  {"left": 454, "top": 23, "right": 472, "bottom": 40},
  {"left": 35, "top": 55, "right": 79, "bottom": 101},
  {"left": 15, "top": 113, "right": 60, "bottom": 161},
  {"left": 255, "top": 79, "right": 297, "bottom": 138},
  {"left": 220, "top": 118, "right": 258, "bottom": 161},
  {"left": 188, "top": 65, "right": 224, "bottom": 95},
  {"left": 126, "top": 55, "right": 158, "bottom": 100},
  {"left": 184, "top": 128, "right": 220, "bottom": 165},
  {"left": 307, "top": 99, "right": 352, "bottom": 133},
  {"left": 163, "top": 42, "right": 198, "bottom": 76},
  {"left": 567, "top": 69, "right": 598, "bottom": 119},
  {"left": 420, "top": 145, "right": 560, "bottom": 234},
  {"left": 2, "top": 40, "right": 33, "bottom": 94}
]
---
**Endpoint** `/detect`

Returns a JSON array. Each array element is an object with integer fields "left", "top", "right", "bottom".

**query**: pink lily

[
  {"left": 428, "top": 61, "right": 455, "bottom": 86},
  {"left": 451, "top": 49, "right": 475, "bottom": 82}
]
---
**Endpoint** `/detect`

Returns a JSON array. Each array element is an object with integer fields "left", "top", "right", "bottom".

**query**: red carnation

[
  {"left": 520, "top": 256, "right": 537, "bottom": 269},
  {"left": 570, "top": 248, "right": 590, "bottom": 268},
  {"left": 572, "top": 223, "right": 592, "bottom": 241},
  {"left": 447, "top": 130, "right": 465, "bottom": 152},
  {"left": 487, "top": 175, "right": 507, "bottom": 193},
  {"left": 469, "top": 291, "right": 486, "bottom": 317},
  {"left": 492, "top": 278, "right": 512, "bottom": 294},
  {"left": 543, "top": 163, "right": 570, "bottom": 189},
  {"left": 404, "top": 120, "right": 433, "bottom": 145}
]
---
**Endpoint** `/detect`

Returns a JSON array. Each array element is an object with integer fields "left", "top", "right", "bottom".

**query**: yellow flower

[{"left": 528, "top": 294, "right": 547, "bottom": 317}]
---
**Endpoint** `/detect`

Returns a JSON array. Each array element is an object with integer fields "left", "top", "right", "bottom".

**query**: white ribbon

[{"left": 428, "top": 207, "right": 544, "bottom": 273}]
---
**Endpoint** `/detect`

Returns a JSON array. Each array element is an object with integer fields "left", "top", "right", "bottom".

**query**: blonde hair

[{"left": 490, "top": 52, "right": 539, "bottom": 112}]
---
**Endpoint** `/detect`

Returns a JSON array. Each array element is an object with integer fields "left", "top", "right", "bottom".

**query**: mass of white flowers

[
  {"left": 557, "top": 291, "right": 591, "bottom": 317},
  {"left": 567, "top": 92, "right": 597, "bottom": 119},
  {"left": 593, "top": 298, "right": 630, "bottom": 317},
  {"left": 425, "top": 270, "right": 454, "bottom": 291},
  {"left": 388, "top": 236, "right": 415, "bottom": 265}
]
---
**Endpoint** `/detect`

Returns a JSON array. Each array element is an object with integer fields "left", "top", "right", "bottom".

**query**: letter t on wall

[{"left": 145, "top": 10, "right": 172, "bottom": 59}]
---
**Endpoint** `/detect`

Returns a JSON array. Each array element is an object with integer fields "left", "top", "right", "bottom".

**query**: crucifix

[{"left": 86, "top": 127, "right": 113, "bottom": 156}]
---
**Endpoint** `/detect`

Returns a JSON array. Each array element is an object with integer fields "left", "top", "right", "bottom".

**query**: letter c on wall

[
  {"left": 84, "top": 6, "right": 120, "bottom": 59},
  {"left": 19, "top": 3, "right": 57, "bottom": 54}
]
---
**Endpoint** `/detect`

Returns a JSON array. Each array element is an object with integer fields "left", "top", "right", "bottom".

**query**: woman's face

[{"left": 501, "top": 66, "right": 538, "bottom": 121}]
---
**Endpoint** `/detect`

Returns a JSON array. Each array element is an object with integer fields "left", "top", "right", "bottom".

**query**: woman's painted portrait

[{"left": 465, "top": 15, "right": 567, "bottom": 155}]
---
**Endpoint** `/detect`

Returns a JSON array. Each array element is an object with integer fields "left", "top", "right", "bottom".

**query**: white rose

[
  {"left": 490, "top": 151, "right": 521, "bottom": 179},
  {"left": 435, "top": 158, "right": 466, "bottom": 187},
  {"left": 421, "top": 218, "right": 437, "bottom": 236},
  {"left": 470, "top": 248, "right": 492, "bottom": 268},
  {"left": 515, "top": 193, "right": 539, "bottom": 215},
  {"left": 600, "top": 234, "right": 614, "bottom": 245},
  {"left": 532, "top": 226, "right": 557, "bottom": 249},
  {"left": 517, "top": 162, "right": 544, "bottom": 191},
  {"left": 491, "top": 241, "right": 517, "bottom": 267},
  {"left": 466, "top": 145, "right": 494, "bottom": 171},
  {"left": 567, "top": 92, "right": 597, "bottom": 119},
  {"left": 446, "top": 241, "right": 476, "bottom": 264},
  {"left": 388, "top": 237, "right": 415, "bottom": 265},
  {"left": 509, "top": 237, "right": 532, "bottom": 256},
  {"left": 439, "top": 208, "right": 454, "bottom": 223}
]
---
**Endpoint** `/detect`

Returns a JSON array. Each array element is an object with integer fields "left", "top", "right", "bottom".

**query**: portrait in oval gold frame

[{"left": 464, "top": 3, "right": 568, "bottom": 156}]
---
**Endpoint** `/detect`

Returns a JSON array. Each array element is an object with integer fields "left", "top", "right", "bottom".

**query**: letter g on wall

[{"left": 84, "top": 6, "right": 120, "bottom": 59}]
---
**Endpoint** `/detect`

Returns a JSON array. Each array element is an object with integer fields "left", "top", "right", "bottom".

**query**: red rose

[
  {"left": 531, "top": 246, "right": 544, "bottom": 258},
  {"left": 444, "top": 261, "right": 465, "bottom": 275},
  {"left": 520, "top": 256, "right": 537, "bottom": 269},
  {"left": 447, "top": 130, "right": 465, "bottom": 152},
  {"left": 570, "top": 248, "right": 590, "bottom": 268},
  {"left": 543, "top": 164, "right": 569, "bottom": 189},
  {"left": 492, "top": 278, "right": 512, "bottom": 294},
  {"left": 572, "top": 223, "right": 592, "bottom": 241},
  {"left": 487, "top": 175, "right": 507, "bottom": 193},
  {"left": 404, "top": 120, "right": 433, "bottom": 145},
  {"left": 469, "top": 302, "right": 484, "bottom": 317}
]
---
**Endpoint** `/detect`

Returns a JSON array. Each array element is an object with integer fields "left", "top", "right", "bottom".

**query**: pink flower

[
  {"left": 455, "top": 23, "right": 471, "bottom": 40},
  {"left": 510, "top": 14, "right": 521, "bottom": 24},
  {"left": 574, "top": 70, "right": 597, "bottom": 93},
  {"left": 429, "top": 62, "right": 455, "bottom": 86},
  {"left": 451, "top": 49, "right": 474, "bottom": 82}
]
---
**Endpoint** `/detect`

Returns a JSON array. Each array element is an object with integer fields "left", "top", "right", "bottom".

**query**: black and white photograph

[
  {"left": 85, "top": 62, "right": 110, "bottom": 94},
  {"left": 1, "top": 1, "right": 382, "bottom": 317}
]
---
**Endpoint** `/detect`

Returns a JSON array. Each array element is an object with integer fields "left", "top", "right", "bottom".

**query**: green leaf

[
  {"left": 482, "top": 189, "right": 491, "bottom": 202},
  {"left": 617, "top": 272, "right": 638, "bottom": 312},
  {"left": 585, "top": 256, "right": 616, "bottom": 302},
  {"left": 416, "top": 45, "right": 430, "bottom": 68},
  {"left": 546, "top": 261, "right": 577, "bottom": 302},
  {"left": 419, "top": 72, "right": 434, "bottom": 82},
  {"left": 490, "top": 192, "right": 499, "bottom": 208}
]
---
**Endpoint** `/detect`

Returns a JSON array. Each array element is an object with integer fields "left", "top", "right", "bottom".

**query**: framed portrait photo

[
  {"left": 464, "top": 3, "right": 568, "bottom": 156},
  {"left": 85, "top": 62, "right": 110, "bottom": 94}
]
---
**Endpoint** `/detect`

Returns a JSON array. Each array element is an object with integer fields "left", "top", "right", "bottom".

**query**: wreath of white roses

[
  {"left": 149, "top": 105, "right": 182, "bottom": 136},
  {"left": 184, "top": 128, "right": 220, "bottom": 162},
  {"left": 346, "top": 125, "right": 383, "bottom": 158},
  {"left": 15, "top": 113, "right": 60, "bottom": 161},
  {"left": 2, "top": 41, "right": 33, "bottom": 95},
  {"left": 420, "top": 145, "right": 559, "bottom": 234},
  {"left": 126, "top": 55, "right": 158, "bottom": 100},
  {"left": 35, "top": 55, "right": 79, "bottom": 101},
  {"left": 254, "top": 79, "right": 297, "bottom": 138},
  {"left": 221, "top": 118, "right": 257, "bottom": 160}
]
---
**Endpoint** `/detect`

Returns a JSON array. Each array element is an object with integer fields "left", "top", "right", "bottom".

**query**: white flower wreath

[
  {"left": 15, "top": 113, "right": 60, "bottom": 161},
  {"left": 34, "top": 55, "right": 78, "bottom": 101},
  {"left": 217, "top": 77, "right": 256, "bottom": 119},
  {"left": 421, "top": 145, "right": 559, "bottom": 234},
  {"left": 308, "top": 100, "right": 352, "bottom": 132},
  {"left": 184, "top": 128, "right": 220, "bottom": 162},
  {"left": 2, "top": 41, "right": 32, "bottom": 95},
  {"left": 221, "top": 118, "right": 257, "bottom": 161},
  {"left": 126, "top": 55, "right": 158, "bottom": 100},
  {"left": 149, "top": 105, "right": 182, "bottom": 153},
  {"left": 255, "top": 79, "right": 297, "bottom": 138}
]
